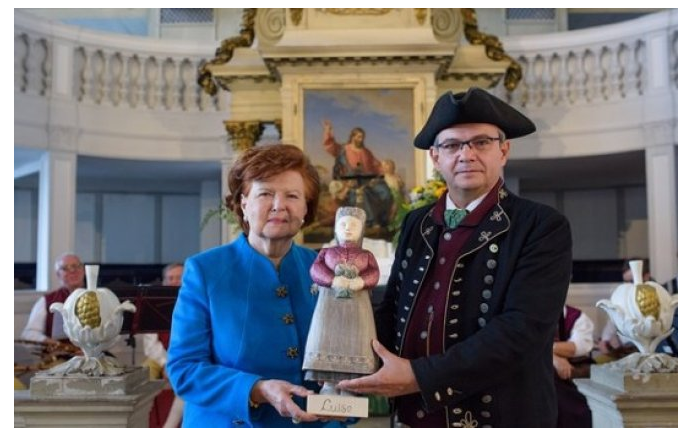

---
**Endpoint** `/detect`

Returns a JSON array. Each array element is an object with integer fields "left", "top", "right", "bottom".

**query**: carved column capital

[{"left": 224, "top": 120, "right": 265, "bottom": 152}]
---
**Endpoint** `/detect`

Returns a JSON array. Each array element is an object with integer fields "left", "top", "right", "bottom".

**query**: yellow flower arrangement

[{"left": 388, "top": 174, "right": 447, "bottom": 244}]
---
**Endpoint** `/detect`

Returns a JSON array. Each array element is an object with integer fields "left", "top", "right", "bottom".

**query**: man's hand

[{"left": 336, "top": 339, "right": 420, "bottom": 397}]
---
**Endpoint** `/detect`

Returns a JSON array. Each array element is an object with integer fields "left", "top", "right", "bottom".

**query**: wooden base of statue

[{"left": 306, "top": 394, "right": 370, "bottom": 418}]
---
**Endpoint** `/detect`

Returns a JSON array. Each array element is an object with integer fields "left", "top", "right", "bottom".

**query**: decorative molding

[
  {"left": 257, "top": 8, "right": 286, "bottom": 45},
  {"left": 224, "top": 120, "right": 265, "bottom": 152},
  {"left": 431, "top": 8, "right": 463, "bottom": 43},
  {"left": 289, "top": 8, "right": 303, "bottom": 26},
  {"left": 460, "top": 8, "right": 522, "bottom": 91},
  {"left": 263, "top": 54, "right": 453, "bottom": 81},
  {"left": 197, "top": 8, "right": 257, "bottom": 96},
  {"left": 414, "top": 9, "right": 427, "bottom": 25},
  {"left": 438, "top": 72, "right": 505, "bottom": 88},
  {"left": 319, "top": 8, "right": 393, "bottom": 16}
]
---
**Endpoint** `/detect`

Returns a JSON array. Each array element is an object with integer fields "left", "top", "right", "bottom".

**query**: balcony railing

[{"left": 15, "top": 10, "right": 677, "bottom": 128}]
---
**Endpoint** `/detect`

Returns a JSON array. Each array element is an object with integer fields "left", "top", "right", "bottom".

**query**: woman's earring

[{"left": 301, "top": 218, "right": 305, "bottom": 225}]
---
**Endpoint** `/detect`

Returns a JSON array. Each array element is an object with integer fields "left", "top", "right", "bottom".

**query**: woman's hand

[
  {"left": 348, "top": 276, "right": 364, "bottom": 292},
  {"left": 251, "top": 379, "right": 319, "bottom": 424}
]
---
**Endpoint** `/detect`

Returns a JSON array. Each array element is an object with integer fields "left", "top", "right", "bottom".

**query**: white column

[
  {"left": 645, "top": 144, "right": 677, "bottom": 285},
  {"left": 36, "top": 151, "right": 77, "bottom": 291},
  {"left": 642, "top": 26, "right": 677, "bottom": 284},
  {"left": 199, "top": 179, "right": 221, "bottom": 251}
]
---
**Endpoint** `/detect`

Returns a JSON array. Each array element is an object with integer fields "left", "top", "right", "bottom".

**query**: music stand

[{"left": 111, "top": 285, "right": 179, "bottom": 365}]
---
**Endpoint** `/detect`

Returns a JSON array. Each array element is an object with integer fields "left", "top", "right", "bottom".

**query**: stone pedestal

[
  {"left": 574, "top": 365, "right": 677, "bottom": 427},
  {"left": 15, "top": 367, "right": 164, "bottom": 428}
]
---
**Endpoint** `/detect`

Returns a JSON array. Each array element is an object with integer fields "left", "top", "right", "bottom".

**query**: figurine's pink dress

[{"left": 303, "top": 242, "right": 380, "bottom": 382}]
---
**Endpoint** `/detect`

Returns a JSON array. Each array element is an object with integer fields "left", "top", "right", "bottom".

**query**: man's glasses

[
  {"left": 59, "top": 263, "right": 83, "bottom": 272},
  {"left": 436, "top": 137, "right": 502, "bottom": 155}
]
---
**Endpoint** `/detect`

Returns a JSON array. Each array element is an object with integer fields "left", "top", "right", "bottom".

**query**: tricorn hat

[{"left": 413, "top": 87, "right": 536, "bottom": 149}]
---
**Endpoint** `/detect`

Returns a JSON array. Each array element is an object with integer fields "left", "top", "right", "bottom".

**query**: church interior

[{"left": 14, "top": 8, "right": 677, "bottom": 428}]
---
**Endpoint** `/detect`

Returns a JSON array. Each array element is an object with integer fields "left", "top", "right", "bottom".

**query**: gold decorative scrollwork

[
  {"left": 224, "top": 120, "right": 265, "bottom": 152},
  {"left": 197, "top": 8, "right": 257, "bottom": 96},
  {"left": 289, "top": 8, "right": 303, "bottom": 26},
  {"left": 414, "top": 8, "right": 427, "bottom": 25},
  {"left": 320, "top": 8, "right": 393, "bottom": 15},
  {"left": 460, "top": 8, "right": 522, "bottom": 91}
]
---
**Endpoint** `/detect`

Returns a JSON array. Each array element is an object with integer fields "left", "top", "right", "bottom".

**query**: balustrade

[
  {"left": 14, "top": 10, "right": 677, "bottom": 119},
  {"left": 15, "top": 12, "right": 222, "bottom": 113}
]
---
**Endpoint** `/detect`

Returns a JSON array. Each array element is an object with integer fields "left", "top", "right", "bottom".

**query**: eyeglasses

[
  {"left": 59, "top": 263, "right": 83, "bottom": 272},
  {"left": 436, "top": 137, "right": 502, "bottom": 155}
]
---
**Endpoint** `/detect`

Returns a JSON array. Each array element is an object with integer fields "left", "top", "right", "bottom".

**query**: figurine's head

[{"left": 335, "top": 206, "right": 366, "bottom": 246}]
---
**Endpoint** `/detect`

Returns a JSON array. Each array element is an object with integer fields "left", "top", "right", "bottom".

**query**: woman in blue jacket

[{"left": 167, "top": 144, "right": 344, "bottom": 428}]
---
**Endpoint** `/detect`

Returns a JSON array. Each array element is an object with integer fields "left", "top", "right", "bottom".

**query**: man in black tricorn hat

[{"left": 339, "top": 87, "right": 573, "bottom": 427}]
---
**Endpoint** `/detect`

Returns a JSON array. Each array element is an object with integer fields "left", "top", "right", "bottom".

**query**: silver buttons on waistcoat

[
  {"left": 489, "top": 243, "right": 499, "bottom": 253},
  {"left": 486, "top": 259, "right": 497, "bottom": 269},
  {"left": 479, "top": 303, "right": 489, "bottom": 313},
  {"left": 482, "top": 289, "right": 492, "bottom": 300},
  {"left": 416, "top": 410, "right": 425, "bottom": 419},
  {"left": 450, "top": 304, "right": 459, "bottom": 310},
  {"left": 443, "top": 232, "right": 452, "bottom": 241},
  {"left": 478, "top": 318, "right": 487, "bottom": 328},
  {"left": 401, "top": 259, "right": 408, "bottom": 269},
  {"left": 433, "top": 281, "right": 441, "bottom": 290},
  {"left": 481, "top": 394, "right": 493, "bottom": 403},
  {"left": 452, "top": 290, "right": 460, "bottom": 296},
  {"left": 420, "top": 331, "right": 428, "bottom": 339},
  {"left": 439, "top": 257, "right": 446, "bottom": 265},
  {"left": 434, "top": 392, "right": 441, "bottom": 401},
  {"left": 481, "top": 411, "right": 491, "bottom": 418},
  {"left": 484, "top": 275, "right": 494, "bottom": 285},
  {"left": 406, "top": 248, "right": 413, "bottom": 257}
]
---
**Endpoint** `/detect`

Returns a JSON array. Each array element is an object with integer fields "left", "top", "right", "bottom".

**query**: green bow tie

[{"left": 444, "top": 208, "right": 468, "bottom": 229}]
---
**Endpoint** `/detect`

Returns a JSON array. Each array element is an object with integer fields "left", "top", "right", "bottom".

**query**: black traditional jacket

[{"left": 376, "top": 185, "right": 572, "bottom": 427}]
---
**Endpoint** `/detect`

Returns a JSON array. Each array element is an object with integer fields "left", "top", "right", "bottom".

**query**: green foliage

[
  {"left": 200, "top": 203, "right": 239, "bottom": 231},
  {"left": 387, "top": 173, "right": 447, "bottom": 245}
]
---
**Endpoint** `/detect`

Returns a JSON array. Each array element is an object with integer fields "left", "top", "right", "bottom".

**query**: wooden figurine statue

[{"left": 303, "top": 206, "right": 380, "bottom": 398}]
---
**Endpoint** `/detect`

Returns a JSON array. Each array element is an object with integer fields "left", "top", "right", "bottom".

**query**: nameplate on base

[{"left": 306, "top": 394, "right": 369, "bottom": 418}]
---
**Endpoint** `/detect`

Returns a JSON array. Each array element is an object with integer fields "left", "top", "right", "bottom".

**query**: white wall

[
  {"left": 14, "top": 189, "right": 36, "bottom": 262},
  {"left": 522, "top": 185, "right": 648, "bottom": 260},
  {"left": 15, "top": 189, "right": 202, "bottom": 265}
]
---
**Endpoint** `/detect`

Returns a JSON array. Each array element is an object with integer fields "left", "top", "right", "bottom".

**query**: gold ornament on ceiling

[
  {"left": 460, "top": 8, "right": 522, "bottom": 91},
  {"left": 414, "top": 8, "right": 427, "bottom": 25},
  {"left": 289, "top": 8, "right": 303, "bottom": 26},
  {"left": 198, "top": 8, "right": 257, "bottom": 96}
]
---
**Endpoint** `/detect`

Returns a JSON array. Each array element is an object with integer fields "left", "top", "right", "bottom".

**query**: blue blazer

[{"left": 167, "top": 235, "right": 343, "bottom": 428}]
